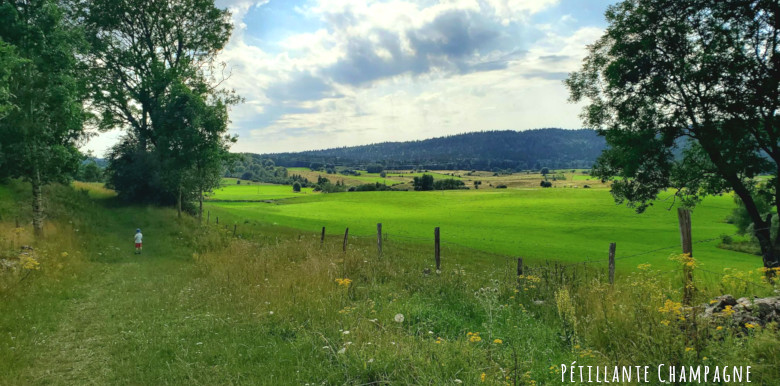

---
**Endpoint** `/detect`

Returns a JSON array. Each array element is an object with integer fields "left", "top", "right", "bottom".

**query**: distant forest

[{"left": 259, "top": 129, "right": 606, "bottom": 171}]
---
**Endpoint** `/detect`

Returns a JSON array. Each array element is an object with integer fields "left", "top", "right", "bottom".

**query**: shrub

[
  {"left": 292, "top": 182, "right": 301, "bottom": 192},
  {"left": 495, "top": 184, "right": 507, "bottom": 189},
  {"left": 540, "top": 181, "right": 552, "bottom": 188}
]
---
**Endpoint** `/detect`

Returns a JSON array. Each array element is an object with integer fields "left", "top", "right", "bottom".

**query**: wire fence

[{"left": 207, "top": 210, "right": 778, "bottom": 300}]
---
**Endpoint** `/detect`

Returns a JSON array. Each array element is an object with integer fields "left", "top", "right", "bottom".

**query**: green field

[
  {"left": 208, "top": 182, "right": 314, "bottom": 200},
  {"left": 207, "top": 187, "right": 756, "bottom": 272}
]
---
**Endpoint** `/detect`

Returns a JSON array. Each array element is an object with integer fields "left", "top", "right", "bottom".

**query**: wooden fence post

[
  {"left": 517, "top": 257, "right": 523, "bottom": 276},
  {"left": 678, "top": 208, "right": 694, "bottom": 305},
  {"left": 608, "top": 242, "right": 616, "bottom": 285},
  {"left": 343, "top": 228, "right": 349, "bottom": 253},
  {"left": 216, "top": 216, "right": 219, "bottom": 225},
  {"left": 233, "top": 224, "right": 237, "bottom": 237},
  {"left": 321, "top": 227, "right": 326, "bottom": 246},
  {"left": 434, "top": 227, "right": 441, "bottom": 271},
  {"left": 377, "top": 223, "right": 383, "bottom": 258}
]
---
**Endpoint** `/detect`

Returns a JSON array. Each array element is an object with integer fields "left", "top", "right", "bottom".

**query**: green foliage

[
  {"left": 267, "top": 129, "right": 605, "bottom": 171},
  {"left": 292, "top": 182, "right": 301, "bottom": 192},
  {"left": 366, "top": 164, "right": 384, "bottom": 173},
  {"left": 76, "top": 160, "right": 104, "bottom": 183},
  {"left": 84, "top": 0, "right": 238, "bottom": 214},
  {"left": 412, "top": 174, "right": 434, "bottom": 191},
  {"left": 0, "top": 0, "right": 89, "bottom": 235},
  {"left": 540, "top": 181, "right": 552, "bottom": 188},
  {"left": 566, "top": 0, "right": 780, "bottom": 268},
  {"left": 433, "top": 179, "right": 466, "bottom": 190}
]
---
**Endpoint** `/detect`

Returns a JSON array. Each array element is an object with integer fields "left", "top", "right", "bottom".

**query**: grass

[
  {"left": 208, "top": 182, "right": 314, "bottom": 200},
  {"left": 1, "top": 180, "right": 778, "bottom": 384},
  {"left": 206, "top": 187, "right": 757, "bottom": 272}
]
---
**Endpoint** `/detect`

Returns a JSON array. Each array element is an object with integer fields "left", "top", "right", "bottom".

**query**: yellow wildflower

[
  {"left": 480, "top": 373, "right": 486, "bottom": 382},
  {"left": 745, "top": 323, "right": 758, "bottom": 329},
  {"left": 685, "top": 347, "right": 694, "bottom": 352},
  {"left": 467, "top": 332, "right": 482, "bottom": 343},
  {"left": 334, "top": 278, "right": 352, "bottom": 287},
  {"left": 20, "top": 255, "right": 40, "bottom": 270},
  {"left": 493, "top": 338, "right": 503, "bottom": 344},
  {"left": 716, "top": 326, "right": 723, "bottom": 331},
  {"left": 637, "top": 263, "right": 651, "bottom": 270},
  {"left": 721, "top": 305, "right": 735, "bottom": 316},
  {"left": 660, "top": 320, "right": 670, "bottom": 326}
]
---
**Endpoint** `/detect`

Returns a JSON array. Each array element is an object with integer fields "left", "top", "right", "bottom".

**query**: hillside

[{"left": 261, "top": 129, "right": 606, "bottom": 171}]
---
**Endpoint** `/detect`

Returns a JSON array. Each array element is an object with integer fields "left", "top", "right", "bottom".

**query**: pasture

[
  {"left": 206, "top": 186, "right": 758, "bottom": 272},
  {"left": 208, "top": 180, "right": 314, "bottom": 200}
]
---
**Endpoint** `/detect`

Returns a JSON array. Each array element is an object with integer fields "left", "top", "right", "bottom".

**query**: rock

[
  {"left": 711, "top": 295, "right": 737, "bottom": 312},
  {"left": 735, "top": 297, "right": 753, "bottom": 312}
]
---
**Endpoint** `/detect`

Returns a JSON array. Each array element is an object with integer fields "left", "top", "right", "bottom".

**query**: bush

[
  {"left": 292, "top": 182, "right": 301, "bottom": 192},
  {"left": 495, "top": 184, "right": 507, "bottom": 189},
  {"left": 540, "top": 181, "right": 552, "bottom": 188}
]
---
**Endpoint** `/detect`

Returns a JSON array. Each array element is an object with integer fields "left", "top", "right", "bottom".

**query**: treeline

[
  {"left": 0, "top": 0, "right": 238, "bottom": 235},
  {"left": 261, "top": 129, "right": 606, "bottom": 171}
]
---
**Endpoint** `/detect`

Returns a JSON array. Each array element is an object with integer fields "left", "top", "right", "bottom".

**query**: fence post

[
  {"left": 517, "top": 257, "right": 523, "bottom": 276},
  {"left": 207, "top": 211, "right": 210, "bottom": 224},
  {"left": 321, "top": 227, "right": 326, "bottom": 246},
  {"left": 233, "top": 224, "right": 237, "bottom": 237},
  {"left": 677, "top": 208, "right": 694, "bottom": 305},
  {"left": 434, "top": 227, "right": 440, "bottom": 271},
  {"left": 216, "top": 216, "right": 219, "bottom": 225},
  {"left": 343, "top": 228, "right": 349, "bottom": 253},
  {"left": 377, "top": 223, "right": 383, "bottom": 258},
  {"left": 608, "top": 242, "right": 616, "bottom": 285}
]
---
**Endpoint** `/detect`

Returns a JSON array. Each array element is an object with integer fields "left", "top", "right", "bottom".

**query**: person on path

[{"left": 134, "top": 228, "right": 143, "bottom": 254}]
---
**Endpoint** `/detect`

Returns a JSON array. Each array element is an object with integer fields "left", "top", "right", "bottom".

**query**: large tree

[
  {"left": 566, "top": 0, "right": 780, "bottom": 270},
  {"left": 81, "top": 0, "right": 236, "bottom": 206},
  {"left": 0, "top": 0, "right": 88, "bottom": 236}
]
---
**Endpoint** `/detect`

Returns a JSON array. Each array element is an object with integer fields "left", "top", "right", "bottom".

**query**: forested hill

[{"left": 261, "top": 129, "right": 606, "bottom": 171}]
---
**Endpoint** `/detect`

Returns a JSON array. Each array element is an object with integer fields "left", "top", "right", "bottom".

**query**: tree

[
  {"left": 292, "top": 182, "right": 301, "bottom": 192},
  {"left": 82, "top": 0, "right": 235, "bottom": 209},
  {"left": 0, "top": 0, "right": 88, "bottom": 237},
  {"left": 413, "top": 174, "right": 434, "bottom": 191},
  {"left": 566, "top": 0, "right": 780, "bottom": 271},
  {"left": 540, "top": 167, "right": 550, "bottom": 176},
  {"left": 366, "top": 164, "right": 384, "bottom": 173}
]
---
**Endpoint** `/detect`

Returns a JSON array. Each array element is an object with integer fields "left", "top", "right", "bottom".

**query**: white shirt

[{"left": 134, "top": 233, "right": 143, "bottom": 243}]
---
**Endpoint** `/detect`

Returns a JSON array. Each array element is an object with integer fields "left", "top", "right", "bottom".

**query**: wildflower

[
  {"left": 19, "top": 255, "right": 40, "bottom": 270},
  {"left": 703, "top": 357, "right": 708, "bottom": 361},
  {"left": 335, "top": 278, "right": 352, "bottom": 287},
  {"left": 716, "top": 326, "right": 723, "bottom": 331},
  {"left": 435, "top": 337, "right": 444, "bottom": 344},
  {"left": 61, "top": 252, "right": 69, "bottom": 258},
  {"left": 269, "top": 311, "right": 274, "bottom": 315},
  {"left": 493, "top": 339, "right": 503, "bottom": 344},
  {"left": 685, "top": 347, "right": 694, "bottom": 352},
  {"left": 467, "top": 332, "right": 482, "bottom": 343},
  {"left": 660, "top": 320, "right": 670, "bottom": 326},
  {"left": 343, "top": 330, "right": 350, "bottom": 335},
  {"left": 337, "top": 347, "right": 346, "bottom": 354},
  {"left": 721, "top": 305, "right": 735, "bottom": 316},
  {"left": 658, "top": 299, "right": 683, "bottom": 315},
  {"left": 480, "top": 372, "right": 486, "bottom": 382},
  {"left": 637, "top": 263, "right": 651, "bottom": 270},
  {"left": 394, "top": 314, "right": 404, "bottom": 323},
  {"left": 745, "top": 323, "right": 758, "bottom": 329},
  {"left": 454, "top": 380, "right": 462, "bottom": 384}
]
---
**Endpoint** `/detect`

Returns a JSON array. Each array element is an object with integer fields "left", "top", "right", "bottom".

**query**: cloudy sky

[{"left": 82, "top": 0, "right": 617, "bottom": 156}]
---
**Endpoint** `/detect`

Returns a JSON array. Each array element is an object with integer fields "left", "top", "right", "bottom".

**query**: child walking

[{"left": 134, "top": 228, "right": 143, "bottom": 254}]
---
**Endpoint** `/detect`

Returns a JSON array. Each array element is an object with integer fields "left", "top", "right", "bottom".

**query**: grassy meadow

[
  {"left": 208, "top": 179, "right": 314, "bottom": 200},
  {"left": 1, "top": 180, "right": 778, "bottom": 384},
  {"left": 206, "top": 186, "right": 758, "bottom": 273}
]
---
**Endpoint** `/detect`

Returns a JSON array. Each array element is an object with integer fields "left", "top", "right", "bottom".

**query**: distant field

[
  {"left": 208, "top": 181, "right": 313, "bottom": 200},
  {"left": 283, "top": 168, "right": 605, "bottom": 189},
  {"left": 206, "top": 187, "right": 756, "bottom": 272}
]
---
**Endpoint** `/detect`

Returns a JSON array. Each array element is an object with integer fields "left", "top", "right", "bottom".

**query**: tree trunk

[
  {"left": 176, "top": 185, "right": 182, "bottom": 219},
  {"left": 31, "top": 169, "right": 44, "bottom": 238},
  {"left": 198, "top": 188, "right": 203, "bottom": 224}
]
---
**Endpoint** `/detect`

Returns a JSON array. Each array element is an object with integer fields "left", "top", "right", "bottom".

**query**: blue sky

[{"left": 83, "top": 0, "right": 618, "bottom": 156}]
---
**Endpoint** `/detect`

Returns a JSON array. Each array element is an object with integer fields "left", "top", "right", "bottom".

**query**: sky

[{"left": 81, "top": 0, "right": 618, "bottom": 157}]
